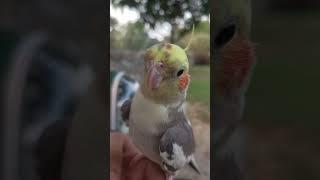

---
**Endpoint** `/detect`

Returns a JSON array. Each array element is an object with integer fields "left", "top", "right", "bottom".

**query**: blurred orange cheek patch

[
  {"left": 179, "top": 73, "right": 190, "bottom": 91},
  {"left": 216, "top": 37, "right": 255, "bottom": 93}
]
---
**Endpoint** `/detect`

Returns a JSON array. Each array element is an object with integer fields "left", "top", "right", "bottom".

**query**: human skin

[{"left": 110, "top": 132, "right": 167, "bottom": 180}]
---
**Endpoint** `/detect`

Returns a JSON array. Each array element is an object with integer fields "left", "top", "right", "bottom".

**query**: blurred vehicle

[{"left": 110, "top": 70, "right": 139, "bottom": 133}]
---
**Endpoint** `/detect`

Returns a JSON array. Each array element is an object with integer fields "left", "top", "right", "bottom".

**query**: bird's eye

[
  {"left": 177, "top": 69, "right": 184, "bottom": 77},
  {"left": 214, "top": 23, "right": 236, "bottom": 49}
]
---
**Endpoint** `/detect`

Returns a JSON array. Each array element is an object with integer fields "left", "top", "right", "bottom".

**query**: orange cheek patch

[
  {"left": 216, "top": 37, "right": 255, "bottom": 94},
  {"left": 179, "top": 73, "right": 190, "bottom": 91}
]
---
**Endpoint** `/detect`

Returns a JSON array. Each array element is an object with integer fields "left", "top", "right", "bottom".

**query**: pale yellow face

[
  {"left": 213, "top": 0, "right": 254, "bottom": 96},
  {"left": 145, "top": 43, "right": 189, "bottom": 72},
  {"left": 142, "top": 43, "right": 190, "bottom": 104}
]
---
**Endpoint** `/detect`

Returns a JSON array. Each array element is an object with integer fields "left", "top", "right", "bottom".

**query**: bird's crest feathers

[{"left": 183, "top": 24, "right": 195, "bottom": 52}]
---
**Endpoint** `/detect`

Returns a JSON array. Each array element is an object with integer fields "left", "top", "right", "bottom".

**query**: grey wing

[{"left": 159, "top": 115, "right": 196, "bottom": 174}]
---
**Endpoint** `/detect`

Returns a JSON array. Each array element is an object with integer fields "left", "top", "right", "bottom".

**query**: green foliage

[
  {"left": 122, "top": 22, "right": 147, "bottom": 50},
  {"left": 110, "top": 29, "right": 122, "bottom": 48},
  {"left": 112, "top": 0, "right": 209, "bottom": 42},
  {"left": 111, "top": 21, "right": 159, "bottom": 50},
  {"left": 177, "top": 21, "right": 209, "bottom": 50},
  {"left": 178, "top": 20, "right": 210, "bottom": 38},
  {"left": 194, "top": 20, "right": 210, "bottom": 34},
  {"left": 187, "top": 65, "right": 210, "bottom": 106},
  {"left": 177, "top": 21, "right": 210, "bottom": 63},
  {"left": 244, "top": 13, "right": 320, "bottom": 127},
  {"left": 110, "top": 17, "right": 118, "bottom": 30},
  {"left": 181, "top": 33, "right": 209, "bottom": 53}
]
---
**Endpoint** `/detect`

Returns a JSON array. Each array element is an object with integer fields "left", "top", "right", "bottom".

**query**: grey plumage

[{"left": 159, "top": 107, "right": 200, "bottom": 174}]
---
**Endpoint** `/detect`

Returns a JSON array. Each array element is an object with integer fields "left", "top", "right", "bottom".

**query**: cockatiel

[
  {"left": 213, "top": 0, "right": 255, "bottom": 179},
  {"left": 123, "top": 42, "right": 200, "bottom": 179}
]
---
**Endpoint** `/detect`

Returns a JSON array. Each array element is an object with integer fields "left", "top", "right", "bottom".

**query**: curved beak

[{"left": 146, "top": 61, "right": 163, "bottom": 90}]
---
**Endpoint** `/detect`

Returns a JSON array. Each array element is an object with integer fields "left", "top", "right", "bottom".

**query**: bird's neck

[{"left": 140, "top": 82, "right": 186, "bottom": 107}]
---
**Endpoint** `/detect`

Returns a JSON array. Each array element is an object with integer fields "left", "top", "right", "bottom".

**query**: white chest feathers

[{"left": 129, "top": 89, "right": 169, "bottom": 134}]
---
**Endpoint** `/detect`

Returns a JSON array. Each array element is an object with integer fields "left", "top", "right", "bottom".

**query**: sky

[{"left": 110, "top": 3, "right": 209, "bottom": 41}]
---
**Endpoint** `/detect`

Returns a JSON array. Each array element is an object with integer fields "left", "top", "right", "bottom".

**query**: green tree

[
  {"left": 110, "top": 17, "right": 118, "bottom": 31},
  {"left": 122, "top": 21, "right": 149, "bottom": 50},
  {"left": 110, "top": 17, "right": 122, "bottom": 48},
  {"left": 111, "top": 21, "right": 159, "bottom": 50},
  {"left": 112, "top": 0, "right": 209, "bottom": 43}
]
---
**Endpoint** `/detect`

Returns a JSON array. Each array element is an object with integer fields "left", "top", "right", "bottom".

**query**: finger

[
  {"left": 121, "top": 134, "right": 144, "bottom": 180},
  {"left": 110, "top": 133, "right": 126, "bottom": 180},
  {"left": 122, "top": 133, "right": 142, "bottom": 162},
  {"left": 124, "top": 155, "right": 166, "bottom": 180},
  {"left": 122, "top": 135, "right": 166, "bottom": 180},
  {"left": 144, "top": 159, "right": 167, "bottom": 180},
  {"left": 113, "top": 133, "right": 167, "bottom": 180}
]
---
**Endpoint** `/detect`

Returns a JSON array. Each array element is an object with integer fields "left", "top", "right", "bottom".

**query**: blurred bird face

[
  {"left": 214, "top": 29, "right": 255, "bottom": 96},
  {"left": 143, "top": 43, "right": 190, "bottom": 104},
  {"left": 213, "top": 0, "right": 255, "bottom": 96}
]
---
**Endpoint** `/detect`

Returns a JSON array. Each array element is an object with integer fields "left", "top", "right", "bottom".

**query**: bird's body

[
  {"left": 130, "top": 89, "right": 195, "bottom": 171},
  {"left": 126, "top": 42, "right": 200, "bottom": 176},
  {"left": 129, "top": 89, "right": 170, "bottom": 164}
]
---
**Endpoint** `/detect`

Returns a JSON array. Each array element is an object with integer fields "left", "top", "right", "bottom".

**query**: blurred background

[
  {"left": 243, "top": 1, "right": 320, "bottom": 179},
  {"left": 4, "top": 0, "right": 320, "bottom": 179},
  {"left": 0, "top": 0, "right": 107, "bottom": 180},
  {"left": 110, "top": 0, "right": 210, "bottom": 179}
]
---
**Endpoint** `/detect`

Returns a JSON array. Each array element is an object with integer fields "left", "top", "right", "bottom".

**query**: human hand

[{"left": 110, "top": 132, "right": 167, "bottom": 180}]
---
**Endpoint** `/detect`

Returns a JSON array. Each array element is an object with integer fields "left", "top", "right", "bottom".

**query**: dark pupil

[
  {"left": 214, "top": 24, "right": 236, "bottom": 49},
  {"left": 177, "top": 69, "right": 184, "bottom": 77}
]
